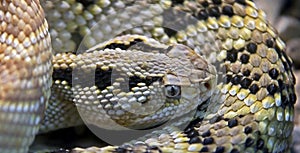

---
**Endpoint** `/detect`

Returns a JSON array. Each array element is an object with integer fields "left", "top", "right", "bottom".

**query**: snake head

[{"left": 55, "top": 35, "right": 217, "bottom": 133}]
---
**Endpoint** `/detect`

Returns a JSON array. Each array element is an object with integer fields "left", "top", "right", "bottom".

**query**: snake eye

[{"left": 165, "top": 85, "right": 181, "bottom": 99}]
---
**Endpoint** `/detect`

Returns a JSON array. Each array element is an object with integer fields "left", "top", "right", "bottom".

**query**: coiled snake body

[{"left": 0, "top": 0, "right": 296, "bottom": 153}]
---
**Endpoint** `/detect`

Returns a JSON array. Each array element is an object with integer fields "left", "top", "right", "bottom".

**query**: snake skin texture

[
  {"left": 0, "top": 0, "right": 297, "bottom": 153},
  {"left": 0, "top": 1, "right": 52, "bottom": 153}
]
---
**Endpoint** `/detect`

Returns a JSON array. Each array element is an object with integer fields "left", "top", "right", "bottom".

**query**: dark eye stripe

[
  {"left": 53, "top": 66, "right": 163, "bottom": 91},
  {"left": 53, "top": 67, "right": 113, "bottom": 90},
  {"left": 53, "top": 67, "right": 73, "bottom": 86},
  {"left": 129, "top": 76, "right": 162, "bottom": 89},
  {"left": 95, "top": 68, "right": 113, "bottom": 90}
]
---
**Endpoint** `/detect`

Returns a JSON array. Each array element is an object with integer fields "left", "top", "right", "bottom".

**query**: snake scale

[{"left": 0, "top": 0, "right": 296, "bottom": 153}]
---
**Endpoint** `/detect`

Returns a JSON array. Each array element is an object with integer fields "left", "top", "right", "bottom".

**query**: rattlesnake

[{"left": 0, "top": 0, "right": 296, "bottom": 153}]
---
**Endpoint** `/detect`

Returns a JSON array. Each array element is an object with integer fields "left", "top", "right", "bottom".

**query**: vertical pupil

[
  {"left": 165, "top": 85, "right": 181, "bottom": 99},
  {"left": 167, "top": 85, "right": 179, "bottom": 96},
  {"left": 170, "top": 86, "right": 176, "bottom": 96}
]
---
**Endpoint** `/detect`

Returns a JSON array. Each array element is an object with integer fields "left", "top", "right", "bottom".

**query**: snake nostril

[{"left": 204, "top": 82, "right": 211, "bottom": 89}]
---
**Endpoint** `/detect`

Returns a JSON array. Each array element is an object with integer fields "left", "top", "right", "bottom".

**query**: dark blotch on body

[
  {"left": 247, "top": 43, "right": 257, "bottom": 54},
  {"left": 222, "top": 5, "right": 234, "bottom": 16},
  {"left": 249, "top": 84, "right": 259, "bottom": 94},
  {"left": 244, "top": 126, "right": 253, "bottom": 134},
  {"left": 228, "top": 118, "right": 238, "bottom": 128},
  {"left": 196, "top": 10, "right": 209, "bottom": 20},
  {"left": 245, "top": 137, "right": 254, "bottom": 147},
  {"left": 230, "top": 148, "right": 240, "bottom": 153},
  {"left": 203, "top": 137, "right": 214, "bottom": 145},
  {"left": 215, "top": 146, "right": 225, "bottom": 153},
  {"left": 208, "top": 6, "right": 221, "bottom": 18}
]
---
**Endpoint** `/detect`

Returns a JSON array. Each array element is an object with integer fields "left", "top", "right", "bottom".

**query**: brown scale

[{"left": 0, "top": 0, "right": 52, "bottom": 152}]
